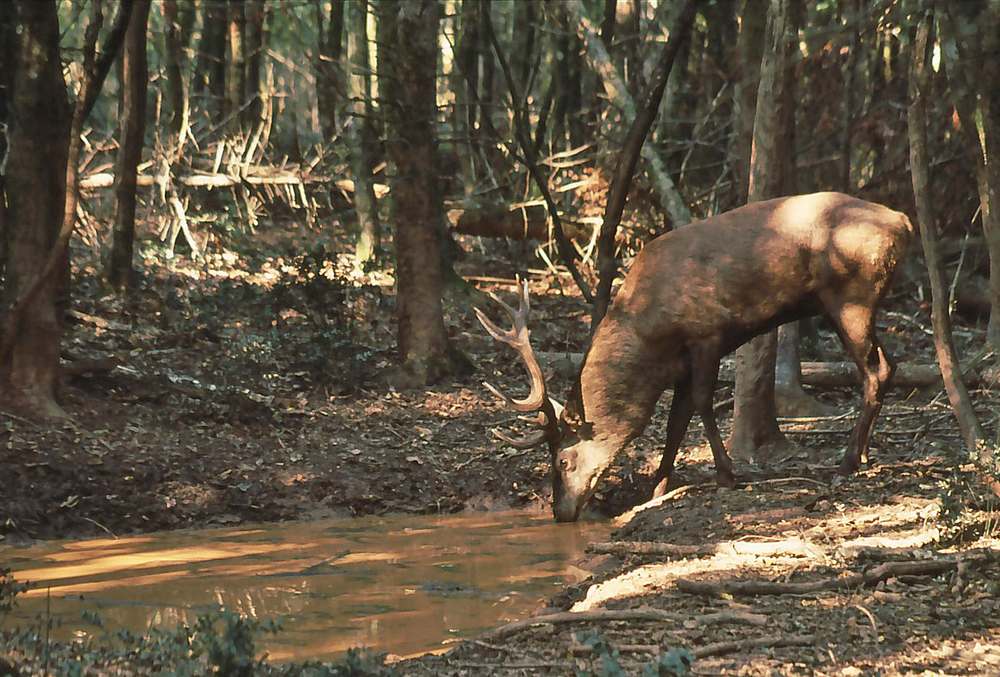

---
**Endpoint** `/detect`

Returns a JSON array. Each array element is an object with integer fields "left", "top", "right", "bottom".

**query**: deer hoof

[{"left": 837, "top": 456, "right": 860, "bottom": 476}]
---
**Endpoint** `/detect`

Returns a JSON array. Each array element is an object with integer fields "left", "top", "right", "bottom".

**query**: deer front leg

[
  {"left": 690, "top": 347, "right": 736, "bottom": 488},
  {"left": 651, "top": 375, "right": 694, "bottom": 498}
]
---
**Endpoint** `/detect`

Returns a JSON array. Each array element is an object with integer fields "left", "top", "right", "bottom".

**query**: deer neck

[{"left": 572, "top": 318, "right": 679, "bottom": 445}]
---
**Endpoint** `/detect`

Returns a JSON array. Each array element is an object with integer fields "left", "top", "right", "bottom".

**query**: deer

[{"left": 475, "top": 192, "right": 914, "bottom": 522}]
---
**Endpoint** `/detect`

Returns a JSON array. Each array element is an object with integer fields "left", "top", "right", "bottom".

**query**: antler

[{"left": 475, "top": 279, "right": 562, "bottom": 448}]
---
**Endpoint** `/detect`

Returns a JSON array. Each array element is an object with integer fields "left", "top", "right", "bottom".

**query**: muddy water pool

[{"left": 1, "top": 511, "right": 609, "bottom": 662}]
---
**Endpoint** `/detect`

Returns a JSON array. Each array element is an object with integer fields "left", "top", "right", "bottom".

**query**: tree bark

[
  {"left": 0, "top": 2, "right": 131, "bottom": 418},
  {"left": 346, "top": 0, "right": 381, "bottom": 269},
  {"left": 731, "top": 0, "right": 765, "bottom": 205},
  {"left": 0, "top": 2, "right": 71, "bottom": 417},
  {"left": 315, "top": 0, "right": 345, "bottom": 141},
  {"left": 590, "top": 0, "right": 698, "bottom": 331},
  {"left": 107, "top": 0, "right": 152, "bottom": 291},
  {"left": 728, "top": 0, "right": 799, "bottom": 463},
  {"left": 942, "top": 3, "right": 1000, "bottom": 355},
  {"left": 382, "top": 0, "right": 468, "bottom": 386},
  {"left": 161, "top": 0, "right": 185, "bottom": 138},
  {"left": 565, "top": 0, "right": 692, "bottom": 230},
  {"left": 0, "top": 2, "right": 13, "bottom": 281},
  {"left": 243, "top": 0, "right": 266, "bottom": 128},
  {"left": 908, "top": 8, "right": 986, "bottom": 463},
  {"left": 195, "top": 0, "right": 227, "bottom": 123},
  {"left": 225, "top": 0, "right": 246, "bottom": 124}
]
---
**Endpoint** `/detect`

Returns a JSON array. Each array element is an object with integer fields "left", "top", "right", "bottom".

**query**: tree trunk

[
  {"left": 565, "top": 0, "right": 692, "bottom": 229},
  {"left": 0, "top": 2, "right": 13, "bottom": 281},
  {"left": 382, "top": 0, "right": 468, "bottom": 386},
  {"left": 731, "top": 0, "right": 765, "bottom": 204},
  {"left": 590, "top": 0, "right": 698, "bottom": 331},
  {"left": 243, "top": 0, "right": 266, "bottom": 128},
  {"left": 346, "top": 0, "right": 381, "bottom": 269},
  {"left": 225, "top": 0, "right": 246, "bottom": 124},
  {"left": 908, "top": 9, "right": 986, "bottom": 463},
  {"left": 195, "top": 0, "right": 227, "bottom": 123},
  {"left": 510, "top": 0, "right": 536, "bottom": 89},
  {"left": 161, "top": 0, "right": 185, "bottom": 138},
  {"left": 456, "top": 0, "right": 481, "bottom": 190},
  {"left": 107, "top": 0, "right": 151, "bottom": 291},
  {"left": 729, "top": 0, "right": 799, "bottom": 464},
  {"left": 315, "top": 0, "right": 345, "bottom": 141},
  {"left": 943, "top": 3, "right": 1000, "bottom": 355},
  {"left": 0, "top": 2, "right": 71, "bottom": 417}
]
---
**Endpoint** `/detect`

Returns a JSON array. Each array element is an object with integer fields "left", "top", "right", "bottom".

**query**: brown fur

[{"left": 551, "top": 192, "right": 913, "bottom": 521}]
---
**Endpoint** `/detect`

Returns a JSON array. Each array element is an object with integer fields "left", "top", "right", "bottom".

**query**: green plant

[
  {"left": 0, "top": 569, "right": 28, "bottom": 617},
  {"left": 574, "top": 630, "right": 693, "bottom": 677}
]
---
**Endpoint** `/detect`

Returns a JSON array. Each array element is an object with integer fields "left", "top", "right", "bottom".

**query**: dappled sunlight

[{"left": 571, "top": 554, "right": 803, "bottom": 612}]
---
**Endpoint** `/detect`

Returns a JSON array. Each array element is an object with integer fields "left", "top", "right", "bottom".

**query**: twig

[
  {"left": 482, "top": 607, "right": 766, "bottom": 641},
  {"left": 80, "top": 516, "right": 116, "bottom": 538}
]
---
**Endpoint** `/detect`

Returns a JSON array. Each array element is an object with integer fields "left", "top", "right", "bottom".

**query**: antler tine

[{"left": 475, "top": 281, "right": 552, "bottom": 415}]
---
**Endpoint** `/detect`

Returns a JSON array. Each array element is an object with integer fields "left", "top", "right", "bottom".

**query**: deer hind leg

[
  {"left": 689, "top": 347, "right": 736, "bottom": 488},
  {"left": 652, "top": 374, "right": 694, "bottom": 498},
  {"left": 826, "top": 301, "right": 896, "bottom": 475}
]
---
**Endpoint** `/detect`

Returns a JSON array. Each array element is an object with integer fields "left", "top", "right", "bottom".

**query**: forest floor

[{"left": 2, "top": 212, "right": 1000, "bottom": 674}]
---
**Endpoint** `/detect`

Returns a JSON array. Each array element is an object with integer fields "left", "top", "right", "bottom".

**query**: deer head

[{"left": 475, "top": 281, "right": 618, "bottom": 522}]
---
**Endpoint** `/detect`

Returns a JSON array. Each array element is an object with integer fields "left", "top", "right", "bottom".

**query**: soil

[{"left": 2, "top": 210, "right": 999, "bottom": 675}]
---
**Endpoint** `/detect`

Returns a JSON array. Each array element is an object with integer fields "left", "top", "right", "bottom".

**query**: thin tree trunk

[
  {"left": 456, "top": 0, "right": 481, "bottom": 189},
  {"left": 908, "top": 8, "right": 986, "bottom": 463},
  {"left": 315, "top": 0, "right": 345, "bottom": 141},
  {"left": 942, "top": 3, "right": 1000, "bottom": 355},
  {"left": 243, "top": 0, "right": 266, "bottom": 128},
  {"left": 565, "top": 0, "right": 692, "bottom": 229},
  {"left": 590, "top": 0, "right": 698, "bottom": 331},
  {"left": 107, "top": 0, "right": 151, "bottom": 291},
  {"left": 195, "top": 0, "right": 226, "bottom": 122},
  {"left": 161, "top": 0, "right": 185, "bottom": 138},
  {"left": 225, "top": 0, "right": 245, "bottom": 124},
  {"left": 729, "top": 0, "right": 799, "bottom": 463},
  {"left": 346, "top": 0, "right": 381, "bottom": 268},
  {"left": 382, "top": 0, "right": 468, "bottom": 386},
  {"left": 0, "top": 2, "right": 13, "bottom": 281}
]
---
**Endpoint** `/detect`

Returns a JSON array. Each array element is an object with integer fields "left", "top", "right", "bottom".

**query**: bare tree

[
  {"left": 315, "top": 0, "right": 345, "bottom": 140},
  {"left": 107, "top": 0, "right": 152, "bottom": 291},
  {"left": 942, "top": 3, "right": 1000, "bottom": 355},
  {"left": 195, "top": 0, "right": 227, "bottom": 123},
  {"left": 347, "top": 0, "right": 381, "bottom": 269},
  {"left": 381, "top": 0, "right": 468, "bottom": 386},
  {"left": 908, "top": 7, "right": 987, "bottom": 464},
  {"left": 728, "top": 0, "right": 800, "bottom": 463}
]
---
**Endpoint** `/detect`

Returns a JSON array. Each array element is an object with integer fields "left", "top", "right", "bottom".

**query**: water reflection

[{"left": 1, "top": 511, "right": 607, "bottom": 661}]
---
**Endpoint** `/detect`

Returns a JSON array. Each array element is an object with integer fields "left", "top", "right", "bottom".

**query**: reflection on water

[{"left": 0, "top": 511, "right": 608, "bottom": 661}]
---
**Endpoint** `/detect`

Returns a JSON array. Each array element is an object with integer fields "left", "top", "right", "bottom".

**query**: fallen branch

[
  {"left": 568, "top": 633, "right": 816, "bottom": 661},
  {"left": 676, "top": 551, "right": 997, "bottom": 597},
  {"left": 692, "top": 633, "right": 815, "bottom": 659},
  {"left": 482, "top": 607, "right": 766, "bottom": 641},
  {"left": 536, "top": 352, "right": 982, "bottom": 389},
  {"left": 79, "top": 169, "right": 389, "bottom": 198},
  {"left": 588, "top": 537, "right": 826, "bottom": 559}
]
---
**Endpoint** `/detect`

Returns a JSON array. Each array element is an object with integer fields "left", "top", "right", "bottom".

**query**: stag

[{"left": 476, "top": 192, "right": 913, "bottom": 522}]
